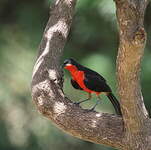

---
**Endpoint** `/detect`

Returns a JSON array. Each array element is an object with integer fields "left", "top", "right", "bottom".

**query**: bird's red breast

[{"left": 65, "top": 64, "right": 100, "bottom": 95}]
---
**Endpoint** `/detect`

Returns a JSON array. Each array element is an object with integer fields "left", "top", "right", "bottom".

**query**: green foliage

[{"left": 0, "top": 0, "right": 151, "bottom": 150}]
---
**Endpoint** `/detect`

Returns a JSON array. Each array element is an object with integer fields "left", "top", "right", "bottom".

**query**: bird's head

[{"left": 62, "top": 58, "right": 78, "bottom": 72}]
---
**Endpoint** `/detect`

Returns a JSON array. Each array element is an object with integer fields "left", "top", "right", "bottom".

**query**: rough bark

[
  {"left": 31, "top": 0, "right": 151, "bottom": 149},
  {"left": 115, "top": 0, "right": 150, "bottom": 149}
]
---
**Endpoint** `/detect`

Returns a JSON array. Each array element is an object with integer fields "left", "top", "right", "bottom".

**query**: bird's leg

[
  {"left": 87, "top": 95, "right": 101, "bottom": 111},
  {"left": 74, "top": 93, "right": 91, "bottom": 105},
  {"left": 97, "top": 95, "right": 102, "bottom": 102},
  {"left": 89, "top": 100, "right": 100, "bottom": 111}
]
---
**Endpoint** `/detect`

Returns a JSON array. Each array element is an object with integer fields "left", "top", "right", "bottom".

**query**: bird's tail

[{"left": 107, "top": 93, "right": 122, "bottom": 116}]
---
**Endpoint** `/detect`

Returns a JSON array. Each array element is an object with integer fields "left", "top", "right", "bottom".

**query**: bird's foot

[
  {"left": 88, "top": 107, "right": 96, "bottom": 111},
  {"left": 73, "top": 98, "right": 90, "bottom": 105},
  {"left": 88, "top": 100, "right": 100, "bottom": 111},
  {"left": 73, "top": 101, "right": 81, "bottom": 105},
  {"left": 83, "top": 107, "right": 96, "bottom": 112}
]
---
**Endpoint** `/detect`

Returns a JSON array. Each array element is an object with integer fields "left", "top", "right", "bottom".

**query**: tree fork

[{"left": 31, "top": 0, "right": 151, "bottom": 149}]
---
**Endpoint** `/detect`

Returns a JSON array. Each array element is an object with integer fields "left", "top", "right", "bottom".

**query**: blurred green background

[{"left": 0, "top": 0, "right": 151, "bottom": 150}]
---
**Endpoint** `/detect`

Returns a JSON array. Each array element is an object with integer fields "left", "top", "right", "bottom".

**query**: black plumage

[
  {"left": 71, "top": 79, "right": 83, "bottom": 90},
  {"left": 63, "top": 58, "right": 122, "bottom": 115},
  {"left": 66, "top": 59, "right": 111, "bottom": 92},
  {"left": 84, "top": 74, "right": 111, "bottom": 92}
]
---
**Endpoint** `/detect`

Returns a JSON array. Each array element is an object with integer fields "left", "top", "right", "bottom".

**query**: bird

[{"left": 62, "top": 58, "right": 122, "bottom": 116}]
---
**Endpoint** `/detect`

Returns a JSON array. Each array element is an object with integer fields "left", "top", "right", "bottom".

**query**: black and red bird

[{"left": 63, "top": 58, "right": 122, "bottom": 116}]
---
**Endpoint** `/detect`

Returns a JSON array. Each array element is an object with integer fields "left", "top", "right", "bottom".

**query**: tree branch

[
  {"left": 32, "top": 80, "right": 125, "bottom": 148},
  {"left": 115, "top": 0, "right": 150, "bottom": 149},
  {"left": 31, "top": 0, "right": 151, "bottom": 149},
  {"left": 31, "top": 0, "right": 126, "bottom": 149}
]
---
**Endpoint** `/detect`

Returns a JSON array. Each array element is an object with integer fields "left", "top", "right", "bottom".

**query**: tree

[{"left": 31, "top": 0, "right": 151, "bottom": 149}]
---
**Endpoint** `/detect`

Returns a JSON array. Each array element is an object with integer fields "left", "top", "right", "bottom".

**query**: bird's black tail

[{"left": 107, "top": 93, "right": 122, "bottom": 116}]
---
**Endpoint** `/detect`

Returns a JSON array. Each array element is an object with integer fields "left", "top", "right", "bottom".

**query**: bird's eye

[{"left": 63, "top": 60, "right": 69, "bottom": 65}]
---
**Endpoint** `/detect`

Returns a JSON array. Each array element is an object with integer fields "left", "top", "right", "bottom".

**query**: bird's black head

[{"left": 63, "top": 58, "right": 78, "bottom": 68}]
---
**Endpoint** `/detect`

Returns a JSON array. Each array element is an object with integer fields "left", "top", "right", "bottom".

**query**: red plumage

[{"left": 63, "top": 58, "right": 122, "bottom": 116}]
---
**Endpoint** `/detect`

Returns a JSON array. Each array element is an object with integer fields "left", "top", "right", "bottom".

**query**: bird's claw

[
  {"left": 73, "top": 102, "right": 80, "bottom": 105},
  {"left": 88, "top": 107, "right": 95, "bottom": 111},
  {"left": 83, "top": 108, "right": 96, "bottom": 112}
]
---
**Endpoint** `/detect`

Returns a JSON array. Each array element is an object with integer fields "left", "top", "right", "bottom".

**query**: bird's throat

[
  {"left": 65, "top": 65, "right": 78, "bottom": 73},
  {"left": 65, "top": 65, "right": 101, "bottom": 95}
]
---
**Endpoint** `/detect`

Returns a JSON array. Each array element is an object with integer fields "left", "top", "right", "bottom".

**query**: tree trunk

[
  {"left": 31, "top": 0, "right": 151, "bottom": 149},
  {"left": 115, "top": 0, "right": 150, "bottom": 149}
]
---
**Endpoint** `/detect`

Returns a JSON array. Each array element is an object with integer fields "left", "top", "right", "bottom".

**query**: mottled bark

[
  {"left": 115, "top": 0, "right": 150, "bottom": 149},
  {"left": 31, "top": 0, "right": 151, "bottom": 149}
]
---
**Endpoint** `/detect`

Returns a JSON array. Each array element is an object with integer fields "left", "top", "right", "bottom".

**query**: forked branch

[{"left": 31, "top": 0, "right": 151, "bottom": 150}]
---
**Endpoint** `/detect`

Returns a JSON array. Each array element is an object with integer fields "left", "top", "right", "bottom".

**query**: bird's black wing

[
  {"left": 71, "top": 79, "right": 83, "bottom": 90},
  {"left": 77, "top": 65, "right": 106, "bottom": 82},
  {"left": 84, "top": 74, "right": 111, "bottom": 92}
]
